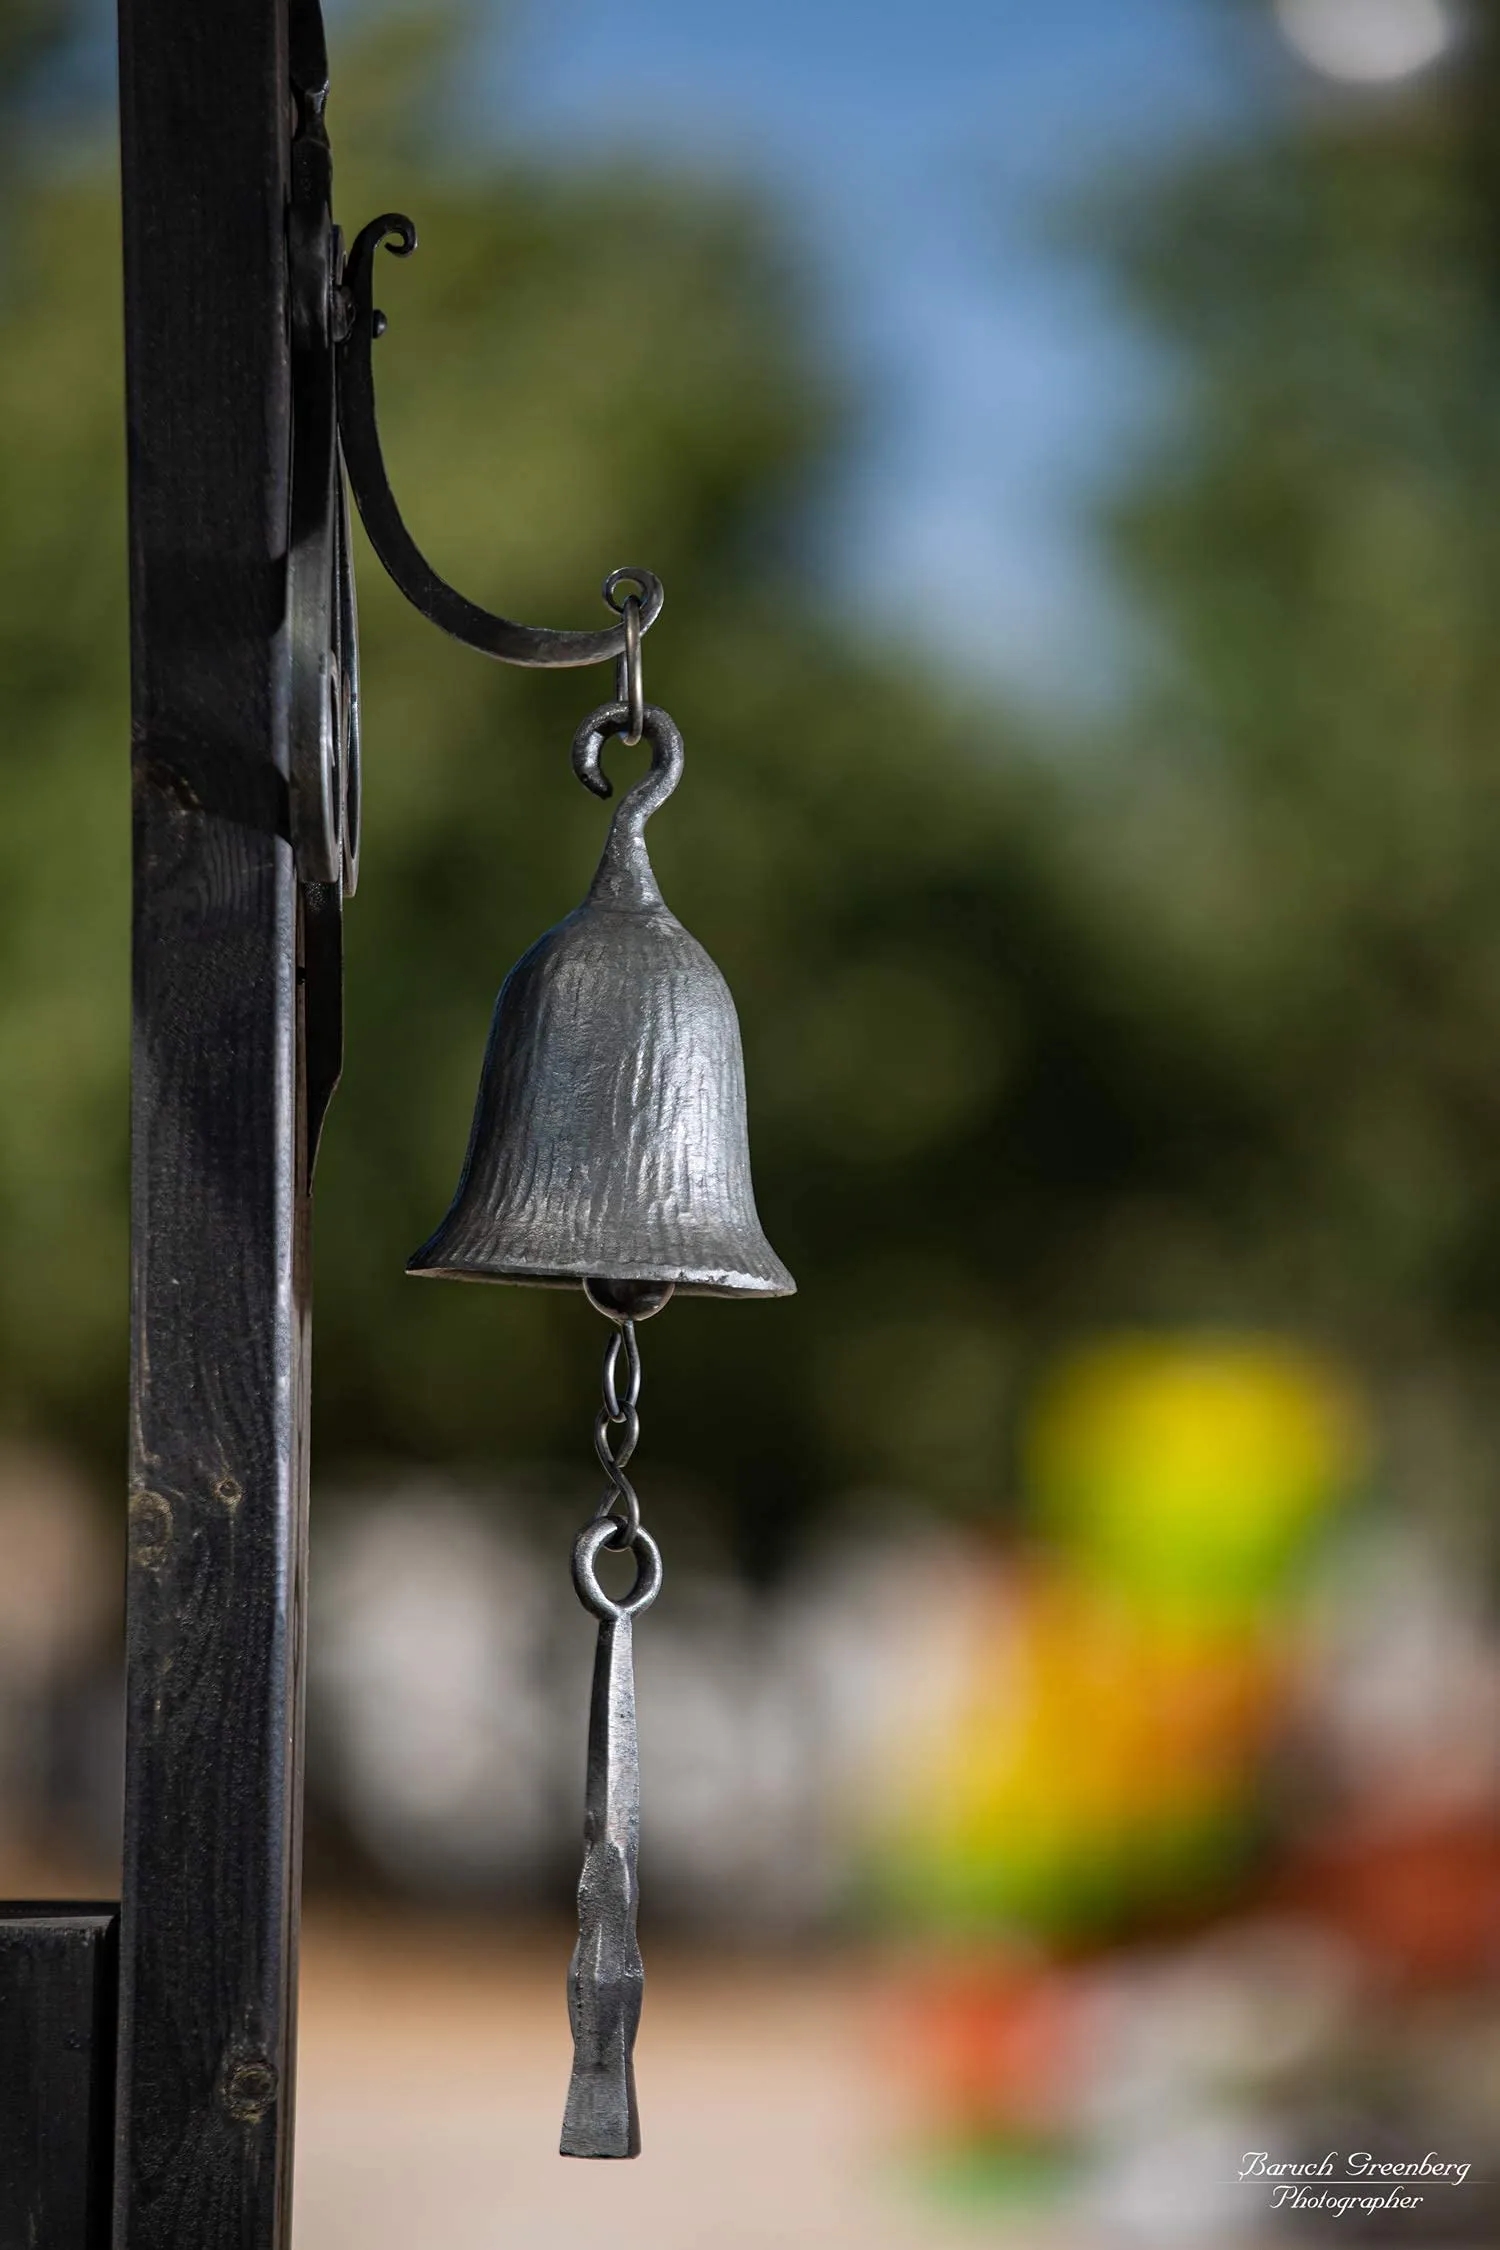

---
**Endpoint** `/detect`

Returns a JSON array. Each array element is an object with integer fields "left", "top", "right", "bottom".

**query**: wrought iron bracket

[
  {"left": 335, "top": 215, "right": 665, "bottom": 669},
  {"left": 288, "top": 11, "right": 355, "bottom": 1180}
]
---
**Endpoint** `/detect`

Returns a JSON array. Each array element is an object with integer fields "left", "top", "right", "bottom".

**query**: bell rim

[{"left": 405, "top": 1253, "right": 796, "bottom": 1299}]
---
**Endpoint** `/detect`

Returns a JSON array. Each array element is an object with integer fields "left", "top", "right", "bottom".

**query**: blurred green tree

[
  {"left": 316, "top": 24, "right": 1209, "bottom": 1566},
  {"left": 15, "top": 2, "right": 1497, "bottom": 1570},
  {"left": 1058, "top": 12, "right": 1500, "bottom": 1517},
  {"left": 0, "top": 10, "right": 1198, "bottom": 1569},
  {"left": 0, "top": 0, "right": 78, "bottom": 114}
]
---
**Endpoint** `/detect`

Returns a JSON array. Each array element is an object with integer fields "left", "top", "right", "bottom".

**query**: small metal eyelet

[{"left": 572, "top": 1518, "right": 663, "bottom": 1623}]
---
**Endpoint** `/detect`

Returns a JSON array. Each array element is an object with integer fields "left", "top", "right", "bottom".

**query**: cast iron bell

[{"left": 408, "top": 701, "right": 795, "bottom": 1302}]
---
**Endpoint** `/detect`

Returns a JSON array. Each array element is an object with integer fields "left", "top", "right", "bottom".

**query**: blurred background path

[{"left": 293, "top": 1920, "right": 1004, "bottom": 2250}]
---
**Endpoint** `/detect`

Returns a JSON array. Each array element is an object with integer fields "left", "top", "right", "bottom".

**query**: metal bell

[{"left": 408, "top": 701, "right": 795, "bottom": 1301}]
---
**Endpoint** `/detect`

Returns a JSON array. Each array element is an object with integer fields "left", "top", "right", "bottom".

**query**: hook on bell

[{"left": 408, "top": 700, "right": 795, "bottom": 1302}]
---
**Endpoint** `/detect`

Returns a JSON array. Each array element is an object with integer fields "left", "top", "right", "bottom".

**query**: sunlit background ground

[{"left": 4, "top": 0, "right": 1500, "bottom": 2242}]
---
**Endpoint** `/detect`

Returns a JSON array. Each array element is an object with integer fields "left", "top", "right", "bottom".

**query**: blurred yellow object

[{"left": 1025, "top": 1336, "right": 1366, "bottom": 1619}]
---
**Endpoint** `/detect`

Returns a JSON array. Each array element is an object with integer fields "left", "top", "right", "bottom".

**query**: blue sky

[{"left": 485, "top": 0, "right": 1267, "bottom": 707}]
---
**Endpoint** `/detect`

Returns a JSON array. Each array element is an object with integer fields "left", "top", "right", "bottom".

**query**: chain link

[
  {"left": 616, "top": 594, "right": 645, "bottom": 746},
  {"left": 592, "top": 1317, "right": 644, "bottom": 1547}
]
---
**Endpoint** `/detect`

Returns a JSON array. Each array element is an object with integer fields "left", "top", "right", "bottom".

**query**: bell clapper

[{"left": 559, "top": 1289, "right": 666, "bottom": 2159}]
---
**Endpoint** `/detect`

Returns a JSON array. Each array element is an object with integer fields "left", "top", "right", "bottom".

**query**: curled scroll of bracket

[{"left": 336, "top": 214, "right": 664, "bottom": 669}]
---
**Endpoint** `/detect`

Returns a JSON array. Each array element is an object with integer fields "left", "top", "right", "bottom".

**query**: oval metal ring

[
  {"left": 572, "top": 1518, "right": 664, "bottom": 1623},
  {"left": 618, "top": 597, "right": 644, "bottom": 746}
]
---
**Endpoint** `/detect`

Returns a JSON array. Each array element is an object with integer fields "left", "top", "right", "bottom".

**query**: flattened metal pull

[{"left": 561, "top": 1519, "right": 662, "bottom": 2159}]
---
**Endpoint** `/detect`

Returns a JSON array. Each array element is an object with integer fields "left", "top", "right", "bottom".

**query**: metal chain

[
  {"left": 592, "top": 1317, "right": 644, "bottom": 1547},
  {"left": 563, "top": 1306, "right": 658, "bottom": 2155}
]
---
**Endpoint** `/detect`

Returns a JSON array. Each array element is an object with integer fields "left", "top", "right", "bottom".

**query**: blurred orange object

[
  {"left": 873, "top": 1556, "right": 1286, "bottom": 1936},
  {"left": 1275, "top": 1813, "right": 1500, "bottom": 1989},
  {"left": 882, "top": 1951, "right": 1081, "bottom": 2139}
]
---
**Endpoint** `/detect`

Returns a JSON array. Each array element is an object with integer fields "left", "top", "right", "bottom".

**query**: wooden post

[
  {"left": 0, "top": 1908, "right": 118, "bottom": 2250},
  {"left": 115, "top": 2, "right": 309, "bottom": 2244}
]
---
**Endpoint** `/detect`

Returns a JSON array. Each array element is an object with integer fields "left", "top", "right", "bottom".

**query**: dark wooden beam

[
  {"left": 115, "top": 3, "right": 309, "bottom": 2244},
  {"left": 0, "top": 1907, "right": 118, "bottom": 2250}
]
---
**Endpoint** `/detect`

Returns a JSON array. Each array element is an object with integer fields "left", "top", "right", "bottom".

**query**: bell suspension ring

[{"left": 560, "top": 1301, "right": 665, "bottom": 2159}]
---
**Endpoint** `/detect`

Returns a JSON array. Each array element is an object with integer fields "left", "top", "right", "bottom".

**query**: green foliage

[
  {"left": 0, "top": 0, "right": 79, "bottom": 118},
  {"left": 0, "top": 17, "right": 1168, "bottom": 1565},
  {"left": 0, "top": 154, "right": 130, "bottom": 1446},
  {"left": 318, "top": 106, "right": 1128, "bottom": 1559},
  {"left": 8, "top": 8, "right": 1497, "bottom": 1560},
  {"left": 1066, "top": 61, "right": 1500, "bottom": 1365}
]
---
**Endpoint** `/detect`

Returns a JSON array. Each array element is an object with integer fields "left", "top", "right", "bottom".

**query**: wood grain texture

[
  {"left": 116, "top": 3, "right": 310, "bottom": 2245},
  {"left": 0, "top": 1907, "right": 118, "bottom": 2250}
]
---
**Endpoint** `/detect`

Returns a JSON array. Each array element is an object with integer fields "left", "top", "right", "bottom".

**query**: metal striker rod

[
  {"left": 561, "top": 1312, "right": 664, "bottom": 2159},
  {"left": 560, "top": 1573, "right": 645, "bottom": 2158}
]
